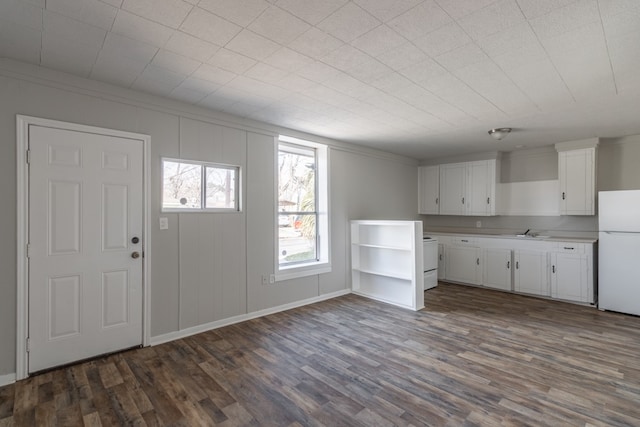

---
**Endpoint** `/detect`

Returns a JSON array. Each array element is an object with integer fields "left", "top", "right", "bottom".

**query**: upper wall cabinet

[
  {"left": 556, "top": 141, "right": 597, "bottom": 216},
  {"left": 438, "top": 159, "right": 498, "bottom": 216},
  {"left": 418, "top": 165, "right": 439, "bottom": 214},
  {"left": 439, "top": 162, "right": 467, "bottom": 215}
]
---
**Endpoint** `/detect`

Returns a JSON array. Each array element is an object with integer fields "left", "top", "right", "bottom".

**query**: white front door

[{"left": 28, "top": 124, "right": 144, "bottom": 373}]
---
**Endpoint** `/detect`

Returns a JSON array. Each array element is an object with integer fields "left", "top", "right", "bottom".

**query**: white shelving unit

[{"left": 351, "top": 220, "right": 424, "bottom": 311}]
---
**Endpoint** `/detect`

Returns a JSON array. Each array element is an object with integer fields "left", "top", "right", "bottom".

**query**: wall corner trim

[
  {"left": 150, "top": 289, "right": 352, "bottom": 346},
  {"left": 0, "top": 373, "right": 16, "bottom": 387}
]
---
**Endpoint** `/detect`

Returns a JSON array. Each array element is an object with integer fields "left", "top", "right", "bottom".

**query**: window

[
  {"left": 277, "top": 136, "right": 329, "bottom": 279},
  {"left": 162, "top": 158, "right": 240, "bottom": 212}
]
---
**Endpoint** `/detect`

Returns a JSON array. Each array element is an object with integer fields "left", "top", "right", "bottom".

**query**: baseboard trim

[
  {"left": 150, "top": 289, "right": 351, "bottom": 346},
  {"left": 0, "top": 373, "right": 16, "bottom": 387}
]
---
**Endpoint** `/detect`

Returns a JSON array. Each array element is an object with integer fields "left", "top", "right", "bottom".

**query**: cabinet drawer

[
  {"left": 451, "top": 237, "right": 477, "bottom": 246},
  {"left": 553, "top": 243, "right": 586, "bottom": 254}
]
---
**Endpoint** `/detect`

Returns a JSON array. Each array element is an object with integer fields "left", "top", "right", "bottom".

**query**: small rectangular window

[{"left": 162, "top": 158, "right": 239, "bottom": 212}]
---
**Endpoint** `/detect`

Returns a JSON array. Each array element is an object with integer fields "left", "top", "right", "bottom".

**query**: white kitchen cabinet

[
  {"left": 418, "top": 165, "right": 440, "bottom": 215},
  {"left": 550, "top": 244, "right": 593, "bottom": 303},
  {"left": 438, "top": 160, "right": 498, "bottom": 216},
  {"left": 351, "top": 221, "right": 424, "bottom": 311},
  {"left": 558, "top": 147, "right": 596, "bottom": 215},
  {"left": 482, "top": 248, "right": 512, "bottom": 291},
  {"left": 514, "top": 250, "right": 549, "bottom": 296},
  {"left": 467, "top": 160, "right": 497, "bottom": 216},
  {"left": 439, "top": 162, "right": 467, "bottom": 215},
  {"left": 426, "top": 233, "right": 595, "bottom": 305},
  {"left": 445, "top": 245, "right": 482, "bottom": 285},
  {"left": 437, "top": 243, "right": 446, "bottom": 280}
]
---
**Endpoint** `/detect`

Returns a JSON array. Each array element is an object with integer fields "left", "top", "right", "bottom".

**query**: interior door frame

[{"left": 16, "top": 115, "right": 151, "bottom": 380}]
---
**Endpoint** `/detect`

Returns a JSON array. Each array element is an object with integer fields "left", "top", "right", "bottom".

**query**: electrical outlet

[
  {"left": 261, "top": 275, "right": 268, "bottom": 285},
  {"left": 269, "top": 274, "right": 275, "bottom": 284},
  {"left": 476, "top": 221, "right": 482, "bottom": 228}
]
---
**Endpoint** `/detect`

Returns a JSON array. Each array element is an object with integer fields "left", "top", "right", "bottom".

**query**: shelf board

[
  {"left": 352, "top": 242, "right": 412, "bottom": 251},
  {"left": 352, "top": 268, "right": 412, "bottom": 281}
]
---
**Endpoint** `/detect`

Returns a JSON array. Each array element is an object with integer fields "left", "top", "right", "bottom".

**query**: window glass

[
  {"left": 205, "top": 166, "right": 236, "bottom": 209},
  {"left": 278, "top": 145, "right": 317, "bottom": 265},
  {"left": 162, "top": 159, "right": 240, "bottom": 212},
  {"left": 163, "top": 160, "right": 202, "bottom": 209}
]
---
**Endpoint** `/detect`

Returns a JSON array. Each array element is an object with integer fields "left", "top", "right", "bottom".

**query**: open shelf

[{"left": 351, "top": 220, "right": 424, "bottom": 311}]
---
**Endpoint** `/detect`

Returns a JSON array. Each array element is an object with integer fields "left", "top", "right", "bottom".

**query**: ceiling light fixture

[{"left": 488, "top": 128, "right": 512, "bottom": 141}]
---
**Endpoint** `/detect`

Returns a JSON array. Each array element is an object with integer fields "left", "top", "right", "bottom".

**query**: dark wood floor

[{"left": 3, "top": 283, "right": 640, "bottom": 426}]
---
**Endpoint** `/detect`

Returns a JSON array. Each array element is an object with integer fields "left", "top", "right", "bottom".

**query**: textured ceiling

[{"left": 1, "top": 0, "right": 640, "bottom": 159}]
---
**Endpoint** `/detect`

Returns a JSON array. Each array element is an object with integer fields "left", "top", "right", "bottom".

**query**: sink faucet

[{"left": 523, "top": 229, "right": 531, "bottom": 236}]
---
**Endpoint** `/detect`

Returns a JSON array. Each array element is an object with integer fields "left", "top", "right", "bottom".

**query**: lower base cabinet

[
  {"left": 513, "top": 250, "right": 550, "bottom": 296},
  {"left": 434, "top": 234, "right": 594, "bottom": 304},
  {"left": 445, "top": 246, "right": 481, "bottom": 285},
  {"left": 483, "top": 248, "right": 512, "bottom": 291},
  {"left": 550, "top": 252, "right": 591, "bottom": 302}
]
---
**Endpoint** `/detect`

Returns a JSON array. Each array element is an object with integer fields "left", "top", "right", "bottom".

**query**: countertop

[{"left": 423, "top": 230, "right": 598, "bottom": 244}]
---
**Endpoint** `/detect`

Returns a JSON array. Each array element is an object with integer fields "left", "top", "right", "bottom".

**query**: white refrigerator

[{"left": 599, "top": 190, "right": 640, "bottom": 315}]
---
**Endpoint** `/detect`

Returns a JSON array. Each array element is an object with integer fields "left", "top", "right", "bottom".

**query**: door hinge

[
  {"left": 26, "top": 149, "right": 31, "bottom": 164},
  {"left": 26, "top": 337, "right": 30, "bottom": 352},
  {"left": 27, "top": 244, "right": 32, "bottom": 258}
]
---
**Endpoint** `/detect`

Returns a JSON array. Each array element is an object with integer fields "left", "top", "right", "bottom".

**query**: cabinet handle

[
  {"left": 552, "top": 265, "right": 556, "bottom": 273},
  {"left": 516, "top": 261, "right": 519, "bottom": 269},
  {"left": 487, "top": 197, "right": 490, "bottom": 204},
  {"left": 507, "top": 261, "right": 510, "bottom": 269},
  {"left": 462, "top": 197, "right": 465, "bottom": 205},
  {"left": 461, "top": 239, "right": 469, "bottom": 242},
  {"left": 476, "top": 258, "right": 480, "bottom": 265},
  {"left": 563, "top": 247, "right": 574, "bottom": 250},
  {"left": 562, "top": 192, "right": 566, "bottom": 200},
  {"left": 435, "top": 197, "right": 439, "bottom": 205},
  {"left": 439, "top": 254, "right": 443, "bottom": 261}
]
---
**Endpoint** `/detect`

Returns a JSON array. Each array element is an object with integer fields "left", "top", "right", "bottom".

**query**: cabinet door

[
  {"left": 559, "top": 149, "right": 595, "bottom": 215},
  {"left": 550, "top": 252, "right": 590, "bottom": 302},
  {"left": 514, "top": 250, "right": 549, "bottom": 296},
  {"left": 467, "top": 160, "right": 496, "bottom": 216},
  {"left": 418, "top": 165, "right": 440, "bottom": 214},
  {"left": 439, "top": 163, "right": 466, "bottom": 215},
  {"left": 445, "top": 246, "right": 481, "bottom": 285},
  {"left": 483, "top": 248, "right": 512, "bottom": 291},
  {"left": 437, "top": 243, "right": 446, "bottom": 280}
]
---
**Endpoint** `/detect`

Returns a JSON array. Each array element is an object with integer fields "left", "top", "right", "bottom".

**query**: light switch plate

[{"left": 159, "top": 217, "right": 169, "bottom": 230}]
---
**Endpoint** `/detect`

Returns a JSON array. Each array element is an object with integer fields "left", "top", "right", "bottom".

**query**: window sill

[{"left": 275, "top": 262, "right": 331, "bottom": 282}]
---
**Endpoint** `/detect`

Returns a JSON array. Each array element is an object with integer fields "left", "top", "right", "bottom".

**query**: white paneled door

[{"left": 28, "top": 125, "right": 143, "bottom": 373}]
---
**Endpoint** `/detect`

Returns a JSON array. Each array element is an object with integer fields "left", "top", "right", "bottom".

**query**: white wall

[
  {"left": 0, "top": 60, "right": 418, "bottom": 376},
  {"left": 599, "top": 135, "right": 640, "bottom": 191}
]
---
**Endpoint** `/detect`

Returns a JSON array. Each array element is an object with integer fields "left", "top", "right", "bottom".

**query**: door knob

[{"left": 131, "top": 251, "right": 140, "bottom": 259}]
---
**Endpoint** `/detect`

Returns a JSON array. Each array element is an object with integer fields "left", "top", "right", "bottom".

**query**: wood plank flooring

[{"left": 3, "top": 282, "right": 640, "bottom": 426}]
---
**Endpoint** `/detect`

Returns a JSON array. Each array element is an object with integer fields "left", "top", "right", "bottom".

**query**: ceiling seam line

[
  {"left": 416, "top": 1, "right": 509, "bottom": 117},
  {"left": 514, "top": 1, "right": 577, "bottom": 104},
  {"left": 595, "top": 0, "right": 619, "bottom": 95}
]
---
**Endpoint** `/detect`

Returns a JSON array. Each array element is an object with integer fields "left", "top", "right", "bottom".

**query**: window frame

[
  {"left": 161, "top": 157, "right": 241, "bottom": 213},
  {"left": 275, "top": 136, "right": 330, "bottom": 281}
]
